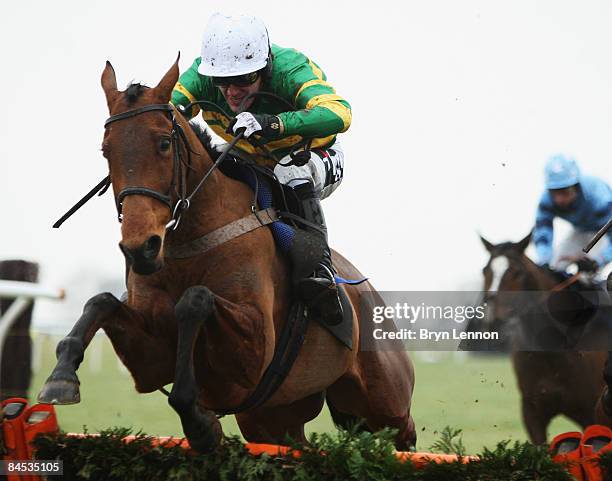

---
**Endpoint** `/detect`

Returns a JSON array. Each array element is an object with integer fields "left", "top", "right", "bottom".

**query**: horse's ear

[
  {"left": 516, "top": 231, "right": 532, "bottom": 253},
  {"left": 101, "top": 61, "right": 119, "bottom": 110},
  {"left": 479, "top": 234, "right": 495, "bottom": 253},
  {"left": 155, "top": 53, "right": 180, "bottom": 102}
]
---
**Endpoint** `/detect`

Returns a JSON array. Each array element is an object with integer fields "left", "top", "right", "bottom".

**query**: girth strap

[{"left": 164, "top": 207, "right": 279, "bottom": 259}]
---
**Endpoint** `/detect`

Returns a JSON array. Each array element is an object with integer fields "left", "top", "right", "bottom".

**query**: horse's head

[
  {"left": 101, "top": 58, "right": 184, "bottom": 275},
  {"left": 479, "top": 232, "right": 537, "bottom": 321}
]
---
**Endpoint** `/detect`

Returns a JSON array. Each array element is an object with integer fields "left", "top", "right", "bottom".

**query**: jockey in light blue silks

[{"left": 534, "top": 154, "right": 612, "bottom": 281}]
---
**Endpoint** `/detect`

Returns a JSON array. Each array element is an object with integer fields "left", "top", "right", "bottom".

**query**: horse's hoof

[
  {"left": 37, "top": 378, "right": 81, "bottom": 405},
  {"left": 182, "top": 408, "right": 223, "bottom": 454}
]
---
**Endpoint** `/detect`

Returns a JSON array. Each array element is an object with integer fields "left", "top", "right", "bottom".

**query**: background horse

[
  {"left": 476, "top": 232, "right": 608, "bottom": 444},
  {"left": 38, "top": 58, "right": 416, "bottom": 452}
]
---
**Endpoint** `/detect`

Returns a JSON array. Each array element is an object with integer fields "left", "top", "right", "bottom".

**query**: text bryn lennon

[{"left": 373, "top": 328, "right": 499, "bottom": 341}]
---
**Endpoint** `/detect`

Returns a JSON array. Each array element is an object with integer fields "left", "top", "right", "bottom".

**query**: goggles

[{"left": 212, "top": 71, "right": 260, "bottom": 87}]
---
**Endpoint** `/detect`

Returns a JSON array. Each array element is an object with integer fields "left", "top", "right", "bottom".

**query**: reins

[
  {"left": 550, "top": 272, "right": 581, "bottom": 292},
  {"left": 483, "top": 265, "right": 585, "bottom": 323},
  {"left": 53, "top": 91, "right": 311, "bottom": 230}
]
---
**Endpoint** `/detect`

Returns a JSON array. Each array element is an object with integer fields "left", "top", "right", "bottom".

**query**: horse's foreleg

[
  {"left": 38, "top": 293, "right": 121, "bottom": 404},
  {"left": 326, "top": 351, "right": 417, "bottom": 450},
  {"left": 521, "top": 398, "right": 550, "bottom": 444},
  {"left": 168, "top": 286, "right": 222, "bottom": 453}
]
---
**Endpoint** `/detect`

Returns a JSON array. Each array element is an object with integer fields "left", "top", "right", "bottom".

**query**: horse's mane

[
  {"left": 494, "top": 242, "right": 516, "bottom": 253},
  {"left": 125, "top": 82, "right": 149, "bottom": 104},
  {"left": 188, "top": 121, "right": 222, "bottom": 162}
]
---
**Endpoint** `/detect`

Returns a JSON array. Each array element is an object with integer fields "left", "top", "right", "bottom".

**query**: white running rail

[{"left": 0, "top": 280, "right": 64, "bottom": 388}]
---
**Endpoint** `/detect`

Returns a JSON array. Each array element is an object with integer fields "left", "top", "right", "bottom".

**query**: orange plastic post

[
  {"left": 2, "top": 398, "right": 32, "bottom": 481},
  {"left": 1, "top": 402, "right": 60, "bottom": 481},
  {"left": 549, "top": 431, "right": 584, "bottom": 481},
  {"left": 22, "top": 403, "right": 59, "bottom": 459},
  {"left": 580, "top": 425, "right": 612, "bottom": 481}
]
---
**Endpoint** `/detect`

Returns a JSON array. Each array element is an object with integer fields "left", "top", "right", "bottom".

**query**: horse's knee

[
  {"left": 175, "top": 286, "right": 215, "bottom": 323},
  {"left": 83, "top": 292, "right": 122, "bottom": 317}
]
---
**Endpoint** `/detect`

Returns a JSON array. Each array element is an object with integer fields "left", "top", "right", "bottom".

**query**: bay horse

[
  {"left": 478, "top": 232, "right": 608, "bottom": 444},
  {"left": 37, "top": 58, "right": 416, "bottom": 452}
]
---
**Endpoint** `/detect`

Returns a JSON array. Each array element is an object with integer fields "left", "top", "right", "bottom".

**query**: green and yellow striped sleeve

[
  {"left": 171, "top": 58, "right": 210, "bottom": 118},
  {"left": 277, "top": 58, "right": 352, "bottom": 138}
]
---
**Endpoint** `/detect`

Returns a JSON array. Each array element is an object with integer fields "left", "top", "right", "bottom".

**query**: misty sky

[{"left": 2, "top": 0, "right": 611, "bottom": 327}]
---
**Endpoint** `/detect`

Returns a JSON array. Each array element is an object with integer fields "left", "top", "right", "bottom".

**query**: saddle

[{"left": 218, "top": 151, "right": 322, "bottom": 281}]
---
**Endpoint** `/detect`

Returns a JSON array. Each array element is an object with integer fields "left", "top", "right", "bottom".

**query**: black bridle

[
  {"left": 53, "top": 103, "right": 243, "bottom": 230},
  {"left": 105, "top": 104, "right": 183, "bottom": 229}
]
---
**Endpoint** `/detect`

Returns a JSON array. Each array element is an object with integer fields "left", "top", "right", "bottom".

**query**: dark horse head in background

[
  {"left": 473, "top": 232, "right": 609, "bottom": 444},
  {"left": 459, "top": 232, "right": 537, "bottom": 352},
  {"left": 478, "top": 232, "right": 605, "bottom": 350},
  {"left": 477, "top": 232, "right": 534, "bottom": 350}
]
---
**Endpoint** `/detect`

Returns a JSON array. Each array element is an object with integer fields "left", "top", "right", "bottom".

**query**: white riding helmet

[{"left": 198, "top": 13, "right": 270, "bottom": 77}]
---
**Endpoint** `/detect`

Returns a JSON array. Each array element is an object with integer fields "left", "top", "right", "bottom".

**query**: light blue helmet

[{"left": 544, "top": 154, "right": 580, "bottom": 190}]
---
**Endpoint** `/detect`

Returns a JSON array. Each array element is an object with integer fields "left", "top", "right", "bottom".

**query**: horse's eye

[{"left": 160, "top": 138, "right": 172, "bottom": 152}]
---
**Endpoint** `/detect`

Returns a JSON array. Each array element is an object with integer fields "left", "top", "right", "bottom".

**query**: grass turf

[{"left": 28, "top": 333, "right": 579, "bottom": 453}]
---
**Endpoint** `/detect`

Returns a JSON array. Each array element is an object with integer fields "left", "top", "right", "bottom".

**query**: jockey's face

[
  {"left": 217, "top": 76, "right": 263, "bottom": 113},
  {"left": 550, "top": 185, "right": 579, "bottom": 210}
]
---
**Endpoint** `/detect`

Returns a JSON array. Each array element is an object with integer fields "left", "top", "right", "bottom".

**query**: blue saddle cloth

[
  {"left": 232, "top": 162, "right": 295, "bottom": 252},
  {"left": 230, "top": 161, "right": 367, "bottom": 285}
]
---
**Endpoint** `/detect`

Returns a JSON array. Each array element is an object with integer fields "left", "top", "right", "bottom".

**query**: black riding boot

[{"left": 293, "top": 182, "right": 344, "bottom": 326}]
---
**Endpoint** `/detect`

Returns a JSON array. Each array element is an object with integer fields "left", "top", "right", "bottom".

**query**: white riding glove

[
  {"left": 228, "top": 112, "right": 283, "bottom": 139},
  {"left": 230, "top": 112, "right": 263, "bottom": 138}
]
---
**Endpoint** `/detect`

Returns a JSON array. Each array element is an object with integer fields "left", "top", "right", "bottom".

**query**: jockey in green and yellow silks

[{"left": 171, "top": 13, "right": 351, "bottom": 325}]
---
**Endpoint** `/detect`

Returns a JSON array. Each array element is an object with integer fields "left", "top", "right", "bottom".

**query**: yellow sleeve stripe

[
  {"left": 203, "top": 111, "right": 229, "bottom": 126},
  {"left": 306, "top": 94, "right": 352, "bottom": 132},
  {"left": 308, "top": 59, "right": 324, "bottom": 80},
  {"left": 265, "top": 134, "right": 304, "bottom": 151},
  {"left": 294, "top": 79, "right": 335, "bottom": 102},
  {"left": 310, "top": 134, "right": 337, "bottom": 149},
  {"left": 305, "top": 94, "right": 345, "bottom": 108},
  {"left": 173, "top": 82, "right": 196, "bottom": 103}
]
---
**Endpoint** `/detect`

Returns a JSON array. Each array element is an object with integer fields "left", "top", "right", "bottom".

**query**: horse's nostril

[
  {"left": 119, "top": 243, "right": 134, "bottom": 263},
  {"left": 143, "top": 235, "right": 162, "bottom": 260}
]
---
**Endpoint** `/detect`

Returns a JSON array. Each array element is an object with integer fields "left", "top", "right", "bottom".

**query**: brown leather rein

[{"left": 550, "top": 272, "right": 582, "bottom": 292}]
